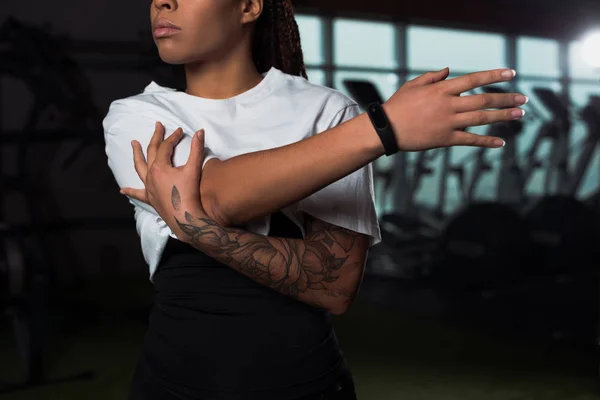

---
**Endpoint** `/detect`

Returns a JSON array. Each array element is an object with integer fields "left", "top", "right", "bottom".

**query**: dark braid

[{"left": 252, "top": 0, "right": 307, "bottom": 79}]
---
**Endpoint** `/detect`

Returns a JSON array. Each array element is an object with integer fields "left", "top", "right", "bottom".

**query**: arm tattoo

[{"left": 171, "top": 187, "right": 364, "bottom": 311}]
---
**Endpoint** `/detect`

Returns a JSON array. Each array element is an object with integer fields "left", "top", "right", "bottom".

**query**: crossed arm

[
  {"left": 169, "top": 189, "right": 370, "bottom": 315},
  {"left": 106, "top": 119, "right": 374, "bottom": 315}
]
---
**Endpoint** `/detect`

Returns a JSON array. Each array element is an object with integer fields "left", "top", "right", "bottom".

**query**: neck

[{"left": 184, "top": 46, "right": 264, "bottom": 100}]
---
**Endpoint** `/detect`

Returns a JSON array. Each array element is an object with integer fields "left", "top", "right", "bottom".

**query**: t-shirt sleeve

[
  {"left": 296, "top": 102, "right": 382, "bottom": 248},
  {"left": 102, "top": 100, "right": 217, "bottom": 217}
]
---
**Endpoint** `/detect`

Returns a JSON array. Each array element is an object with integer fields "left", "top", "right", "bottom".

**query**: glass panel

[
  {"left": 296, "top": 15, "right": 324, "bottom": 66},
  {"left": 333, "top": 19, "right": 397, "bottom": 69},
  {"left": 516, "top": 37, "right": 561, "bottom": 78},
  {"left": 306, "top": 68, "right": 326, "bottom": 86},
  {"left": 407, "top": 26, "right": 506, "bottom": 73}
]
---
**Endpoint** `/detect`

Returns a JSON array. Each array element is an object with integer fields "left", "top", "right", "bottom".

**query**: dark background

[{"left": 1, "top": 1, "right": 600, "bottom": 399}]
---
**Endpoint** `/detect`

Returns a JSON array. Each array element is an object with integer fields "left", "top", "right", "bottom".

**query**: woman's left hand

[{"left": 120, "top": 122, "right": 207, "bottom": 223}]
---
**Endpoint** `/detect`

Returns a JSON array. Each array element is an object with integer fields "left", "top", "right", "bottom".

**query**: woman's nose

[{"left": 153, "top": 0, "right": 177, "bottom": 11}]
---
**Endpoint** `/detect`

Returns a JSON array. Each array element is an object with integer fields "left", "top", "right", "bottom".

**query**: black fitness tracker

[{"left": 366, "top": 102, "right": 399, "bottom": 156}]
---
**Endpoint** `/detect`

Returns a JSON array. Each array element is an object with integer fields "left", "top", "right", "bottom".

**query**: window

[
  {"left": 517, "top": 37, "right": 561, "bottom": 78},
  {"left": 407, "top": 26, "right": 506, "bottom": 73},
  {"left": 294, "top": 14, "right": 600, "bottom": 216},
  {"left": 333, "top": 19, "right": 397, "bottom": 69},
  {"left": 296, "top": 15, "right": 325, "bottom": 66}
]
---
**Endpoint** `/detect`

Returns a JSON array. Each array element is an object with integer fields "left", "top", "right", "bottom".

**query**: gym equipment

[
  {"left": 521, "top": 88, "right": 572, "bottom": 196},
  {"left": 343, "top": 79, "right": 445, "bottom": 230},
  {"left": 0, "top": 18, "right": 100, "bottom": 394},
  {"left": 438, "top": 88, "right": 600, "bottom": 351},
  {"left": 523, "top": 97, "right": 600, "bottom": 276},
  {"left": 449, "top": 86, "right": 572, "bottom": 205},
  {"left": 435, "top": 202, "right": 531, "bottom": 291},
  {"left": 0, "top": 226, "right": 26, "bottom": 311},
  {"left": 525, "top": 195, "right": 600, "bottom": 276},
  {"left": 451, "top": 86, "right": 528, "bottom": 205},
  {"left": 436, "top": 86, "right": 600, "bottom": 283},
  {"left": 0, "top": 218, "right": 135, "bottom": 393},
  {"left": 433, "top": 85, "right": 531, "bottom": 290},
  {"left": 434, "top": 147, "right": 466, "bottom": 217},
  {"left": 344, "top": 79, "right": 442, "bottom": 279},
  {"left": 566, "top": 95, "right": 600, "bottom": 197},
  {"left": 0, "top": 18, "right": 103, "bottom": 170}
]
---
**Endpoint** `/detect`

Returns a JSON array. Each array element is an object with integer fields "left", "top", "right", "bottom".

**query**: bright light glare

[{"left": 581, "top": 30, "right": 600, "bottom": 68}]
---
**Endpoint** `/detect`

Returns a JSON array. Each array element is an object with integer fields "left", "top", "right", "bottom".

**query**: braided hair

[{"left": 252, "top": 0, "right": 308, "bottom": 79}]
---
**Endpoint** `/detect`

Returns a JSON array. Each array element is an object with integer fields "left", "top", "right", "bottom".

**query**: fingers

[
  {"left": 453, "top": 108, "right": 525, "bottom": 129},
  {"left": 147, "top": 122, "right": 165, "bottom": 165},
  {"left": 155, "top": 127, "right": 184, "bottom": 166},
  {"left": 404, "top": 67, "right": 450, "bottom": 89},
  {"left": 450, "top": 131, "right": 505, "bottom": 148},
  {"left": 185, "top": 129, "right": 205, "bottom": 177},
  {"left": 440, "top": 68, "right": 516, "bottom": 95},
  {"left": 120, "top": 187, "right": 148, "bottom": 202},
  {"left": 131, "top": 141, "right": 148, "bottom": 183},
  {"left": 453, "top": 92, "right": 528, "bottom": 113}
]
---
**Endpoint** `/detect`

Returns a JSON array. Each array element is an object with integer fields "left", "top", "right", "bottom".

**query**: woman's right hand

[{"left": 383, "top": 67, "right": 526, "bottom": 151}]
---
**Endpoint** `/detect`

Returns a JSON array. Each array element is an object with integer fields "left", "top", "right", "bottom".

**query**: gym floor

[{"left": 0, "top": 274, "right": 598, "bottom": 400}]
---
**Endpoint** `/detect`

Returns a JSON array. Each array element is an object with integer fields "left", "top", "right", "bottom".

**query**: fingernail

[
  {"left": 197, "top": 129, "right": 204, "bottom": 139},
  {"left": 502, "top": 69, "right": 516, "bottom": 78},
  {"left": 494, "top": 139, "right": 505, "bottom": 147},
  {"left": 119, "top": 190, "right": 125, "bottom": 195},
  {"left": 515, "top": 95, "right": 528, "bottom": 104},
  {"left": 512, "top": 109, "right": 525, "bottom": 118}
]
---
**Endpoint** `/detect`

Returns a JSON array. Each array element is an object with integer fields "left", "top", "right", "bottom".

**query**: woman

[{"left": 104, "top": 1, "right": 527, "bottom": 399}]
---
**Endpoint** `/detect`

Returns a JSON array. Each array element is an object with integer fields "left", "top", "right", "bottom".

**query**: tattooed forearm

[{"left": 171, "top": 192, "right": 367, "bottom": 313}]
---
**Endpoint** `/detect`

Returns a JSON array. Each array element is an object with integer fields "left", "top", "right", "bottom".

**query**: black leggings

[
  {"left": 298, "top": 369, "right": 358, "bottom": 400},
  {"left": 128, "top": 358, "right": 358, "bottom": 400}
]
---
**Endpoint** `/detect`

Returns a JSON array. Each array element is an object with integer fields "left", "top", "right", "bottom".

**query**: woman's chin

[
  {"left": 155, "top": 46, "right": 190, "bottom": 65},
  {"left": 158, "top": 53, "right": 187, "bottom": 65}
]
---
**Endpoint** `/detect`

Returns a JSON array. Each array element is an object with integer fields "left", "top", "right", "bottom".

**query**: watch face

[{"left": 369, "top": 104, "right": 389, "bottom": 129}]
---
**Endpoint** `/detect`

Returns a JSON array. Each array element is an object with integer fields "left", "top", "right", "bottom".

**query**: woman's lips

[
  {"left": 154, "top": 27, "right": 181, "bottom": 38},
  {"left": 153, "top": 19, "right": 181, "bottom": 38}
]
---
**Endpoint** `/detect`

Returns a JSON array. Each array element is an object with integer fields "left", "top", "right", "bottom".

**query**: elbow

[
  {"left": 327, "top": 298, "right": 355, "bottom": 316},
  {"left": 325, "top": 280, "right": 362, "bottom": 316},
  {"left": 203, "top": 194, "right": 233, "bottom": 226},
  {"left": 201, "top": 184, "right": 236, "bottom": 226},
  {"left": 201, "top": 185, "right": 249, "bottom": 227}
]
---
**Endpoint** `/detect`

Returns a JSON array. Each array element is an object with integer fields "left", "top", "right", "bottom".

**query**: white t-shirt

[{"left": 103, "top": 67, "right": 381, "bottom": 279}]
